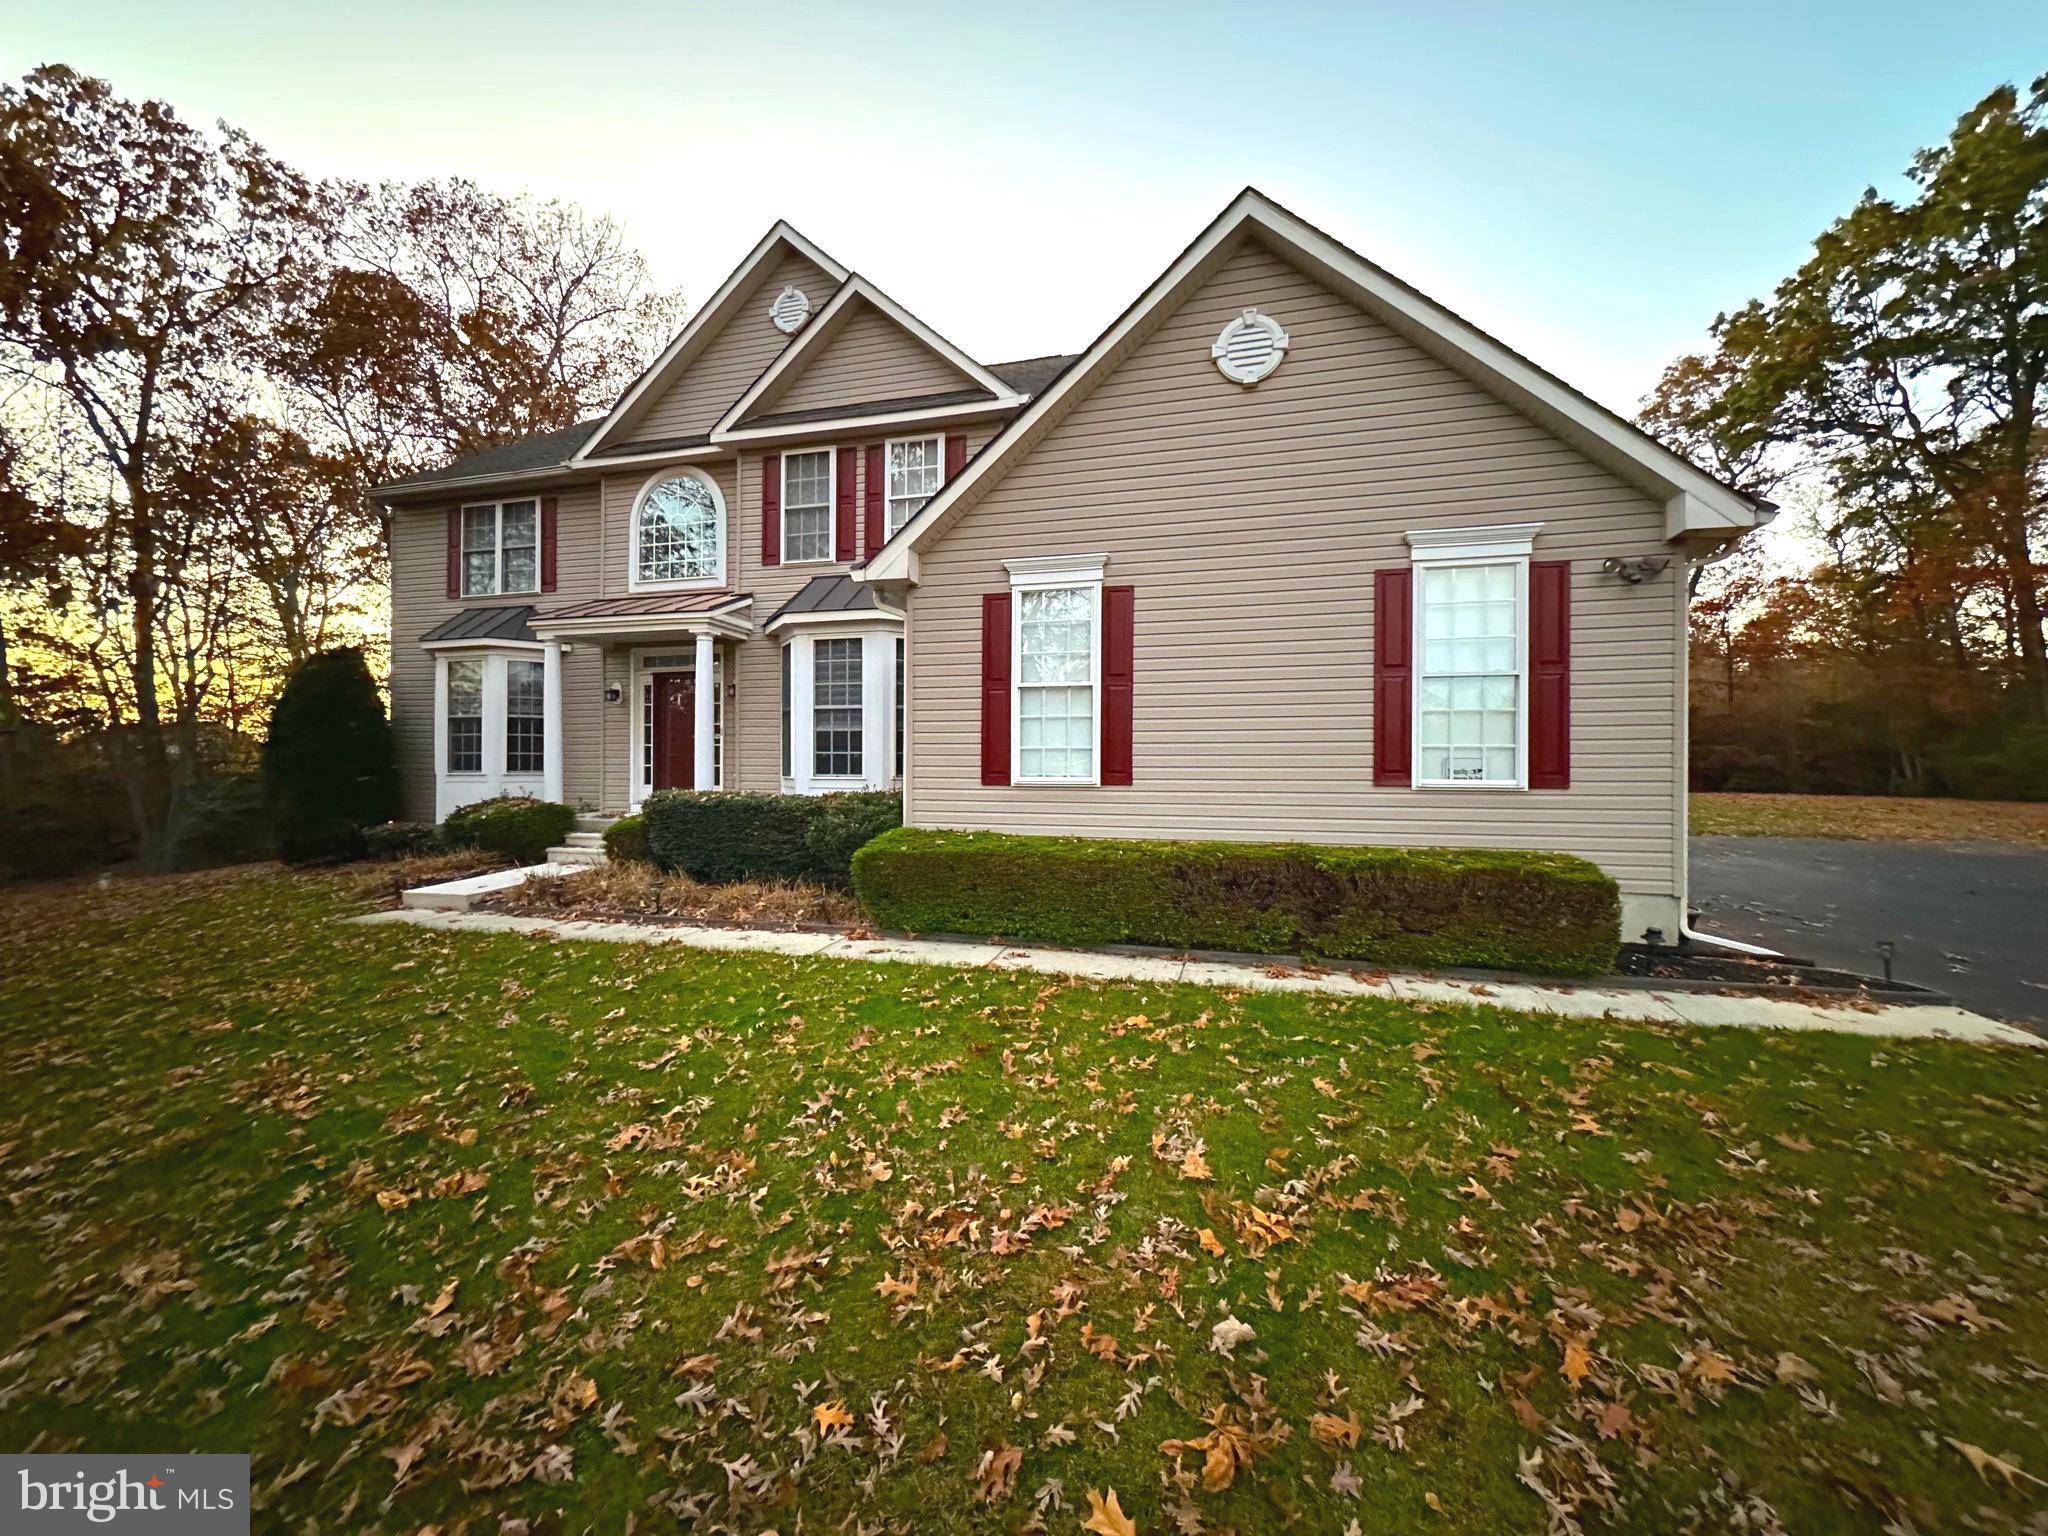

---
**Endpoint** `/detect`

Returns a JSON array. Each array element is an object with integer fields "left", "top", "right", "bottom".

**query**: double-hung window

[
  {"left": 884, "top": 436, "right": 943, "bottom": 538},
  {"left": 812, "top": 637, "right": 863, "bottom": 778},
  {"left": 505, "top": 658, "right": 545, "bottom": 774},
  {"left": 1406, "top": 525, "right": 1540, "bottom": 788},
  {"left": 446, "top": 658, "right": 484, "bottom": 773},
  {"left": 461, "top": 500, "right": 538, "bottom": 596},
  {"left": 782, "top": 450, "right": 833, "bottom": 563},
  {"left": 1015, "top": 581, "right": 1098, "bottom": 784}
]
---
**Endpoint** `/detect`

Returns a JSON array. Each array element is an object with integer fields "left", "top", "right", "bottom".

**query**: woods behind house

[{"left": 2, "top": 65, "right": 2045, "bottom": 877}]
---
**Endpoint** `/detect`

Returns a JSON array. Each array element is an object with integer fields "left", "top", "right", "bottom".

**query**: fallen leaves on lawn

[{"left": 1081, "top": 1487, "right": 1138, "bottom": 1536}]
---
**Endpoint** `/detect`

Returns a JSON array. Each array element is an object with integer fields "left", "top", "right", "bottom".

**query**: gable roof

[
  {"left": 859, "top": 189, "right": 1771, "bottom": 584},
  {"left": 711, "top": 275, "right": 1022, "bottom": 437},
  {"left": 575, "top": 222, "right": 850, "bottom": 461}
]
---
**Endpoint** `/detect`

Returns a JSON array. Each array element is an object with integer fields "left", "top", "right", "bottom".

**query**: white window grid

[
  {"left": 636, "top": 476, "right": 721, "bottom": 585},
  {"left": 1415, "top": 561, "right": 1522, "bottom": 787},
  {"left": 505, "top": 658, "right": 545, "bottom": 775},
  {"left": 461, "top": 500, "right": 538, "bottom": 597},
  {"left": 1016, "top": 584, "right": 1096, "bottom": 783},
  {"left": 884, "top": 436, "right": 942, "bottom": 538},
  {"left": 812, "top": 637, "right": 863, "bottom": 778},
  {"left": 782, "top": 450, "right": 833, "bottom": 563},
  {"left": 446, "top": 657, "right": 484, "bottom": 772}
]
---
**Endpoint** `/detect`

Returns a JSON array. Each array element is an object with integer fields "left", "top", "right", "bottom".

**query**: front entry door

[{"left": 650, "top": 671, "right": 695, "bottom": 790}]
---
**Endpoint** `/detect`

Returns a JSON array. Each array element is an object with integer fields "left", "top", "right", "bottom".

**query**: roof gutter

[{"left": 372, "top": 463, "right": 587, "bottom": 502}]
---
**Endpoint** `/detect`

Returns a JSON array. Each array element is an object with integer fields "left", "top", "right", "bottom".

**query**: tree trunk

[{"left": 125, "top": 494, "right": 172, "bottom": 859}]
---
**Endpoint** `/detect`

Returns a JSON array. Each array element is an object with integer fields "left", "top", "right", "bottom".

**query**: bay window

[
  {"left": 812, "top": 637, "right": 864, "bottom": 778},
  {"left": 505, "top": 658, "right": 545, "bottom": 774},
  {"left": 884, "top": 436, "right": 943, "bottom": 537},
  {"left": 782, "top": 450, "right": 833, "bottom": 563},
  {"left": 461, "top": 500, "right": 538, "bottom": 596},
  {"left": 447, "top": 658, "right": 484, "bottom": 773}
]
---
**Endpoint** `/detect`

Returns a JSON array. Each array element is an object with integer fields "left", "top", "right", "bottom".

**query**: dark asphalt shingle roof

[
  {"left": 375, "top": 353, "right": 1078, "bottom": 497},
  {"left": 378, "top": 420, "right": 603, "bottom": 495},
  {"left": 419, "top": 605, "right": 538, "bottom": 645},
  {"left": 988, "top": 354, "right": 1080, "bottom": 395},
  {"left": 764, "top": 574, "right": 888, "bottom": 627}
]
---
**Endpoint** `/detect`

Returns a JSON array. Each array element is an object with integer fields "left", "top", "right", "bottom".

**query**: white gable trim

[
  {"left": 576, "top": 222, "right": 849, "bottom": 461},
  {"left": 858, "top": 190, "right": 1767, "bottom": 586},
  {"left": 710, "top": 275, "right": 1021, "bottom": 439}
]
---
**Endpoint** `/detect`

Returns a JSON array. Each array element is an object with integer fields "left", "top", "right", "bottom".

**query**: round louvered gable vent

[
  {"left": 1212, "top": 308, "right": 1289, "bottom": 385},
  {"left": 769, "top": 284, "right": 812, "bottom": 334}
]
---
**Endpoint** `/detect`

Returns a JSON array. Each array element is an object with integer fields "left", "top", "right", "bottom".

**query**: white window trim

[
  {"left": 628, "top": 643, "right": 723, "bottom": 810},
  {"left": 780, "top": 446, "right": 838, "bottom": 566},
  {"left": 776, "top": 620, "right": 903, "bottom": 795},
  {"left": 1006, "top": 554, "right": 1107, "bottom": 788},
  {"left": 432, "top": 643, "right": 562, "bottom": 819},
  {"left": 459, "top": 499, "right": 541, "bottom": 598},
  {"left": 1405, "top": 523, "right": 1542, "bottom": 792},
  {"left": 627, "top": 466, "right": 728, "bottom": 594},
  {"left": 883, "top": 433, "right": 944, "bottom": 540}
]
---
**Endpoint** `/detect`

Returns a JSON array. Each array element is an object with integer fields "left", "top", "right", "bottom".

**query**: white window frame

[
  {"left": 459, "top": 499, "right": 540, "bottom": 598},
  {"left": 780, "top": 447, "right": 837, "bottom": 566},
  {"left": 1005, "top": 553, "right": 1106, "bottom": 788},
  {"left": 1404, "top": 523, "right": 1543, "bottom": 792},
  {"left": 628, "top": 467, "right": 727, "bottom": 593},
  {"left": 429, "top": 641, "right": 562, "bottom": 819},
  {"left": 776, "top": 622, "right": 902, "bottom": 795},
  {"left": 883, "top": 434, "right": 944, "bottom": 539}
]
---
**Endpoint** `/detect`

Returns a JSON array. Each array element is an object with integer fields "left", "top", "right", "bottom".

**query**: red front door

[{"left": 651, "top": 671, "right": 695, "bottom": 790}]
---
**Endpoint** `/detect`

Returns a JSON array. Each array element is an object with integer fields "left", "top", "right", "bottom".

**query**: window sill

[
  {"left": 458, "top": 591, "right": 540, "bottom": 602},
  {"left": 626, "top": 576, "right": 728, "bottom": 594},
  {"left": 1413, "top": 780, "right": 1527, "bottom": 792},
  {"left": 1013, "top": 777, "right": 1102, "bottom": 788}
]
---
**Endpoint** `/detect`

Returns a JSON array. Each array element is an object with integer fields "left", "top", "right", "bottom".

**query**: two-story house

[
  {"left": 380, "top": 191, "right": 1770, "bottom": 940},
  {"left": 378, "top": 224, "right": 1073, "bottom": 824}
]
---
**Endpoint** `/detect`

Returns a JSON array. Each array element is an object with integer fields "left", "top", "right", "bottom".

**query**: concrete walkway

[{"left": 347, "top": 907, "right": 2041, "bottom": 1047}]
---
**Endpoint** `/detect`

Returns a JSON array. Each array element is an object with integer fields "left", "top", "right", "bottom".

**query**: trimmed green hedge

[
  {"left": 442, "top": 796, "right": 575, "bottom": 866},
  {"left": 603, "top": 814, "right": 651, "bottom": 865},
  {"left": 851, "top": 830, "right": 1621, "bottom": 977},
  {"left": 644, "top": 790, "right": 900, "bottom": 887}
]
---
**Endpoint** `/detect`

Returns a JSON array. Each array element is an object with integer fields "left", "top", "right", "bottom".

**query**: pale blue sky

[{"left": 7, "top": 1, "right": 2044, "bottom": 414}]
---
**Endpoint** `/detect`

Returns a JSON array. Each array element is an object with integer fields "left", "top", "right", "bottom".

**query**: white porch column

[
  {"left": 431, "top": 652, "right": 450, "bottom": 821},
  {"left": 692, "top": 630, "right": 716, "bottom": 790},
  {"left": 542, "top": 641, "right": 564, "bottom": 805}
]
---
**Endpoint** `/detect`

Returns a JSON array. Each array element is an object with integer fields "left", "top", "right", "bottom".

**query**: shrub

[
  {"left": 802, "top": 791, "right": 904, "bottom": 883},
  {"left": 262, "top": 648, "right": 399, "bottom": 864},
  {"left": 364, "top": 820, "right": 445, "bottom": 859},
  {"left": 851, "top": 830, "right": 1620, "bottom": 977},
  {"left": 603, "top": 814, "right": 651, "bottom": 864},
  {"left": 644, "top": 790, "right": 900, "bottom": 887},
  {"left": 164, "top": 773, "right": 273, "bottom": 870},
  {"left": 442, "top": 796, "right": 575, "bottom": 866}
]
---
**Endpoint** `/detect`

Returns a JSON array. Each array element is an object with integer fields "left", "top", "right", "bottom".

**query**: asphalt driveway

[{"left": 1689, "top": 836, "right": 2048, "bottom": 1026}]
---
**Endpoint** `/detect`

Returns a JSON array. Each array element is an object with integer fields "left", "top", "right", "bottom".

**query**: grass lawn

[
  {"left": 1691, "top": 792, "right": 2048, "bottom": 847},
  {"left": 2, "top": 867, "right": 2045, "bottom": 1534}
]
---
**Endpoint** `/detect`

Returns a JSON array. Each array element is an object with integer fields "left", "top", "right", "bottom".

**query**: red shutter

[
  {"left": 1102, "top": 584, "right": 1134, "bottom": 785},
  {"left": 980, "top": 592, "right": 1012, "bottom": 785},
  {"left": 863, "top": 444, "right": 885, "bottom": 555},
  {"left": 761, "top": 456, "right": 781, "bottom": 567},
  {"left": 1529, "top": 559, "right": 1571, "bottom": 789},
  {"left": 539, "top": 495, "right": 558, "bottom": 593},
  {"left": 835, "top": 445, "right": 858, "bottom": 562},
  {"left": 1372, "top": 568, "right": 1412, "bottom": 787},
  {"left": 944, "top": 433, "right": 966, "bottom": 480},
  {"left": 446, "top": 507, "right": 461, "bottom": 598}
]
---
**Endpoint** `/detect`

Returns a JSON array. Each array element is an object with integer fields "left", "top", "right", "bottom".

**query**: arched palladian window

[{"left": 632, "top": 469, "right": 725, "bottom": 589}]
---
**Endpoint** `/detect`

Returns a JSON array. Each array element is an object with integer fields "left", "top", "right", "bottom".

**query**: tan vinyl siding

[
  {"left": 629, "top": 252, "right": 835, "bottom": 442},
  {"left": 388, "top": 483, "right": 605, "bottom": 819},
  {"left": 907, "top": 238, "right": 1684, "bottom": 918},
  {"left": 752, "top": 302, "right": 980, "bottom": 419}
]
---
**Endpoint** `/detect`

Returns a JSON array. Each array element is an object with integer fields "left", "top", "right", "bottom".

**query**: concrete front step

[
  {"left": 574, "top": 814, "right": 618, "bottom": 835},
  {"left": 564, "top": 831, "right": 605, "bottom": 848},
  {"left": 544, "top": 845, "right": 608, "bottom": 868}
]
